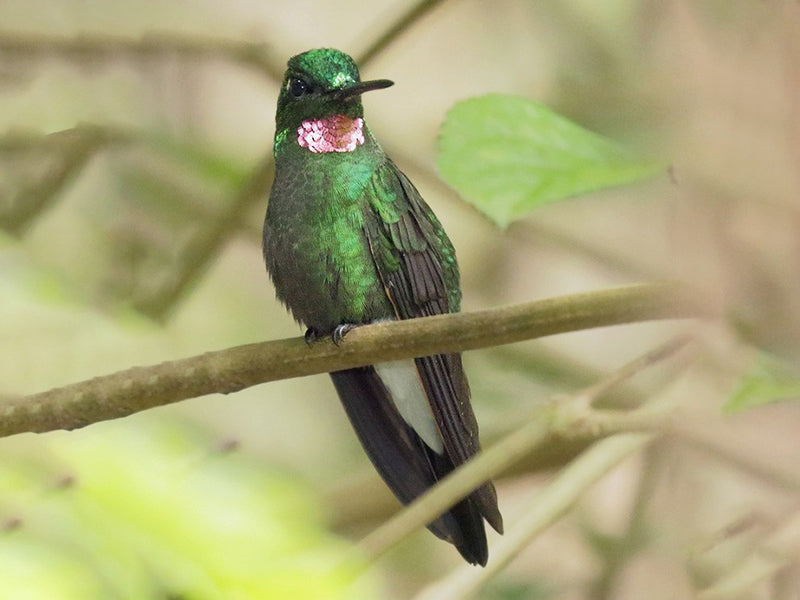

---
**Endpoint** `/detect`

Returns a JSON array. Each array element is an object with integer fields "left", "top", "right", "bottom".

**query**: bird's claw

[
  {"left": 332, "top": 323, "right": 356, "bottom": 346},
  {"left": 304, "top": 328, "right": 319, "bottom": 345}
]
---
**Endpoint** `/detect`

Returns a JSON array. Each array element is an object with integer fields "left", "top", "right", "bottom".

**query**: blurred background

[{"left": 2, "top": 1, "right": 800, "bottom": 598}]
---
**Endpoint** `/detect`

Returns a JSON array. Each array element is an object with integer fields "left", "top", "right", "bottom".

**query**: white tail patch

[{"left": 374, "top": 359, "right": 443, "bottom": 454}]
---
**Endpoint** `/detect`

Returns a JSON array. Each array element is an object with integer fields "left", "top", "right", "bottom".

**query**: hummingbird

[{"left": 262, "top": 48, "right": 502, "bottom": 566}]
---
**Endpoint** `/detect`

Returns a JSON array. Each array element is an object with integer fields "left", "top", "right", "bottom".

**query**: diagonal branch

[
  {"left": 357, "top": 0, "right": 447, "bottom": 66},
  {"left": 1, "top": 282, "right": 701, "bottom": 438},
  {"left": 415, "top": 434, "right": 655, "bottom": 600},
  {"left": 1, "top": 125, "right": 127, "bottom": 234}
]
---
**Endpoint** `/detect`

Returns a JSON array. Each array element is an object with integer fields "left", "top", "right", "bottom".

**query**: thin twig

[
  {"left": 1, "top": 282, "right": 699, "bottom": 437},
  {"left": 357, "top": 0, "right": 447, "bottom": 66},
  {"left": 576, "top": 333, "right": 694, "bottom": 408},
  {"left": 1, "top": 125, "right": 125, "bottom": 234},
  {"left": 697, "top": 505, "right": 800, "bottom": 600},
  {"left": 132, "top": 154, "right": 274, "bottom": 318},
  {"left": 415, "top": 434, "right": 653, "bottom": 600},
  {"left": 0, "top": 30, "right": 285, "bottom": 80}
]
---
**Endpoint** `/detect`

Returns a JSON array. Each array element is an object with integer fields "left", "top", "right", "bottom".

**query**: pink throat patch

[{"left": 297, "top": 115, "right": 365, "bottom": 153}]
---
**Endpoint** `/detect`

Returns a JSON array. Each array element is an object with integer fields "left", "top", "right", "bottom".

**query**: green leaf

[
  {"left": 437, "top": 94, "right": 665, "bottom": 227},
  {"left": 725, "top": 352, "right": 800, "bottom": 414}
]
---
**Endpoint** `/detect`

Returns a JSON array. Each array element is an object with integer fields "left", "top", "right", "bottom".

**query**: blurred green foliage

[
  {"left": 0, "top": 419, "right": 372, "bottom": 599},
  {"left": 726, "top": 352, "right": 800, "bottom": 415}
]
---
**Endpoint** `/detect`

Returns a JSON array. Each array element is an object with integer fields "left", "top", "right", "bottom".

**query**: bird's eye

[{"left": 289, "top": 77, "right": 311, "bottom": 98}]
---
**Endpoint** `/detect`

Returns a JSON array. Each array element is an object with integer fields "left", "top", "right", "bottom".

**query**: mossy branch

[{"left": 0, "top": 282, "right": 700, "bottom": 438}]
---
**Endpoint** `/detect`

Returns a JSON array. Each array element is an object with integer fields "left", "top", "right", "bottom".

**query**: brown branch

[
  {"left": 0, "top": 282, "right": 701, "bottom": 438},
  {"left": 0, "top": 30, "right": 285, "bottom": 80},
  {"left": 357, "top": 0, "right": 447, "bottom": 66}
]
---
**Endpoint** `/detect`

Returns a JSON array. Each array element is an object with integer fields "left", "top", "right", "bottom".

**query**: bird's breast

[{"left": 264, "top": 178, "right": 392, "bottom": 331}]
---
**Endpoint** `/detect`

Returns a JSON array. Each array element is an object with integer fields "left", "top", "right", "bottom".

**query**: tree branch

[
  {"left": 697, "top": 503, "right": 800, "bottom": 600},
  {"left": 132, "top": 153, "right": 274, "bottom": 318},
  {"left": 1, "top": 281, "right": 700, "bottom": 436},
  {"left": 0, "top": 30, "right": 286, "bottom": 80},
  {"left": 415, "top": 434, "right": 654, "bottom": 600},
  {"left": 357, "top": 0, "right": 446, "bottom": 66}
]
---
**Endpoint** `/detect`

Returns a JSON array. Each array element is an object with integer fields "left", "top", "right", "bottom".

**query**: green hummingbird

[{"left": 262, "top": 48, "right": 502, "bottom": 565}]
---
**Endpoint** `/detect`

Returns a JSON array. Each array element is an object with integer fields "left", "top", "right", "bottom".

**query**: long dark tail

[{"left": 330, "top": 366, "right": 494, "bottom": 566}]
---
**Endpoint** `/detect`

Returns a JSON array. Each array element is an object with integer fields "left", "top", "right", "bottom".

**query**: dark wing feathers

[
  {"left": 330, "top": 367, "right": 489, "bottom": 565},
  {"left": 418, "top": 352, "right": 502, "bottom": 533},
  {"left": 361, "top": 160, "right": 503, "bottom": 535},
  {"left": 404, "top": 252, "right": 442, "bottom": 308}
]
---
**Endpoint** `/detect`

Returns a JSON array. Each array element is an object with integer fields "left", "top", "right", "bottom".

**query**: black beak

[{"left": 332, "top": 79, "right": 394, "bottom": 100}]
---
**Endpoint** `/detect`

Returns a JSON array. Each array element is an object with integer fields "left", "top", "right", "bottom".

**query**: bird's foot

[
  {"left": 304, "top": 328, "right": 320, "bottom": 345},
  {"left": 332, "top": 323, "right": 357, "bottom": 346}
]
